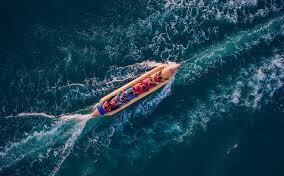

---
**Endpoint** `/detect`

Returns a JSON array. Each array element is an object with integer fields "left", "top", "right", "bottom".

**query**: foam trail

[
  {"left": 0, "top": 114, "right": 92, "bottom": 173},
  {"left": 173, "top": 53, "right": 284, "bottom": 143},
  {"left": 0, "top": 121, "right": 64, "bottom": 170},
  {"left": 4, "top": 112, "right": 56, "bottom": 119},
  {"left": 176, "top": 15, "right": 284, "bottom": 84},
  {"left": 50, "top": 115, "right": 91, "bottom": 176}
]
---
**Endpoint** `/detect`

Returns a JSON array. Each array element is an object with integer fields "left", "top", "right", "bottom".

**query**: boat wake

[{"left": 0, "top": 114, "right": 91, "bottom": 176}]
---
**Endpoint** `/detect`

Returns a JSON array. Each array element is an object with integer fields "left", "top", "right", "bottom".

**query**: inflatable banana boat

[{"left": 91, "top": 63, "right": 180, "bottom": 117}]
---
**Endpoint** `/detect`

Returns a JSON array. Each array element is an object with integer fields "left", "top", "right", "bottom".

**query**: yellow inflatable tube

[{"left": 91, "top": 63, "right": 180, "bottom": 117}]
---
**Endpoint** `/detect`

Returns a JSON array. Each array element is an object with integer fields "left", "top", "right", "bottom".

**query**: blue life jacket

[
  {"left": 97, "top": 104, "right": 106, "bottom": 115},
  {"left": 125, "top": 87, "right": 136, "bottom": 100},
  {"left": 116, "top": 92, "right": 128, "bottom": 104},
  {"left": 116, "top": 87, "right": 136, "bottom": 104}
]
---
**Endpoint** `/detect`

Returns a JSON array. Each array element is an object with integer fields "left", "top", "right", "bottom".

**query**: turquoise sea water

[{"left": 0, "top": 0, "right": 284, "bottom": 175}]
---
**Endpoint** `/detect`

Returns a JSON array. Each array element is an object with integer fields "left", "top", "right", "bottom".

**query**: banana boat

[{"left": 91, "top": 63, "right": 180, "bottom": 117}]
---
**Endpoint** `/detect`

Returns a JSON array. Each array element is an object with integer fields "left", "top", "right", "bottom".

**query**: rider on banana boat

[
  {"left": 142, "top": 76, "right": 156, "bottom": 89},
  {"left": 154, "top": 71, "right": 163, "bottom": 82},
  {"left": 132, "top": 82, "right": 145, "bottom": 94},
  {"left": 97, "top": 98, "right": 112, "bottom": 115},
  {"left": 97, "top": 71, "right": 164, "bottom": 115}
]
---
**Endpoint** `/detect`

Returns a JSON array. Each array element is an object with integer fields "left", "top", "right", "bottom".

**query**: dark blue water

[{"left": 0, "top": 0, "right": 284, "bottom": 176}]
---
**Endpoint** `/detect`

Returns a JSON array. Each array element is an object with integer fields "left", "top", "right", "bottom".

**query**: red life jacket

[
  {"left": 142, "top": 77, "right": 155, "bottom": 89},
  {"left": 154, "top": 73, "right": 162, "bottom": 82},
  {"left": 110, "top": 99, "right": 118, "bottom": 110},
  {"left": 133, "top": 83, "right": 144, "bottom": 94},
  {"left": 102, "top": 101, "right": 111, "bottom": 112}
]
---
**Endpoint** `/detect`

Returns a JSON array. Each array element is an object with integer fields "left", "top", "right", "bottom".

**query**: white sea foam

[
  {"left": 242, "top": 55, "right": 284, "bottom": 109},
  {"left": 176, "top": 15, "right": 284, "bottom": 85},
  {"left": 4, "top": 112, "right": 55, "bottom": 119},
  {"left": 0, "top": 114, "right": 91, "bottom": 175},
  {"left": 49, "top": 118, "right": 88, "bottom": 176},
  {"left": 0, "top": 121, "right": 64, "bottom": 169}
]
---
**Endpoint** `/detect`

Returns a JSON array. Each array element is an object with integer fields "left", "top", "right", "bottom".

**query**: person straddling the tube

[{"left": 96, "top": 72, "right": 164, "bottom": 115}]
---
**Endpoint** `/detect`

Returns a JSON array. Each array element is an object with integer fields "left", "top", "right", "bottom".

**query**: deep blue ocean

[{"left": 0, "top": 0, "right": 284, "bottom": 176}]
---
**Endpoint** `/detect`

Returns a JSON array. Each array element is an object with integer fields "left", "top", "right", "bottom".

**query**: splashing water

[{"left": 0, "top": 114, "right": 92, "bottom": 176}]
